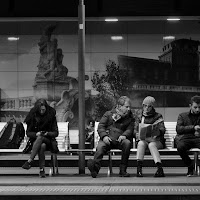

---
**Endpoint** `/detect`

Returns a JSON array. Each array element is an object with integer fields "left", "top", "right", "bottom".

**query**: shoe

[
  {"left": 39, "top": 169, "right": 46, "bottom": 178},
  {"left": 87, "top": 159, "right": 98, "bottom": 178},
  {"left": 137, "top": 161, "right": 143, "bottom": 177},
  {"left": 119, "top": 171, "right": 130, "bottom": 177},
  {"left": 154, "top": 167, "right": 165, "bottom": 177},
  {"left": 137, "top": 169, "right": 143, "bottom": 177},
  {"left": 187, "top": 165, "right": 194, "bottom": 177},
  {"left": 22, "top": 161, "right": 32, "bottom": 170}
]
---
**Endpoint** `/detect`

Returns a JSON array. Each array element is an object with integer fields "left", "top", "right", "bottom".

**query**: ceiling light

[
  {"left": 105, "top": 18, "right": 118, "bottom": 22},
  {"left": 167, "top": 18, "right": 180, "bottom": 21},
  {"left": 7, "top": 37, "right": 19, "bottom": 41},
  {"left": 111, "top": 36, "right": 123, "bottom": 40},
  {"left": 163, "top": 36, "right": 175, "bottom": 40}
]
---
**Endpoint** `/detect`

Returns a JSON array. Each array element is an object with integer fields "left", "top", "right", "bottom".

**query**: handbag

[{"left": 23, "top": 138, "right": 34, "bottom": 154}]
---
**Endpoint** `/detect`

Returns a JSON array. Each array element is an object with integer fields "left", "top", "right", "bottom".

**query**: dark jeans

[
  {"left": 176, "top": 137, "right": 200, "bottom": 167},
  {"left": 30, "top": 136, "right": 51, "bottom": 169},
  {"left": 94, "top": 139, "right": 131, "bottom": 170}
]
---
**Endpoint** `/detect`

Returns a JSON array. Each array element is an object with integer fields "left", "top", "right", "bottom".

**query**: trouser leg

[
  {"left": 30, "top": 136, "right": 44, "bottom": 160},
  {"left": 38, "top": 143, "right": 46, "bottom": 169},
  {"left": 93, "top": 140, "right": 110, "bottom": 170},
  {"left": 177, "top": 139, "right": 193, "bottom": 167},
  {"left": 120, "top": 139, "right": 131, "bottom": 166}
]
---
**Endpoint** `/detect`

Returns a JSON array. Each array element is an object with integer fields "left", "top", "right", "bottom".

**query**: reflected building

[{"left": 118, "top": 38, "right": 200, "bottom": 107}]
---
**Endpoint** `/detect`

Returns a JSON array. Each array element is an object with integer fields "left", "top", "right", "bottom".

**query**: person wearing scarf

[
  {"left": 22, "top": 98, "right": 59, "bottom": 178},
  {"left": 136, "top": 96, "right": 166, "bottom": 177},
  {"left": 87, "top": 96, "right": 135, "bottom": 178}
]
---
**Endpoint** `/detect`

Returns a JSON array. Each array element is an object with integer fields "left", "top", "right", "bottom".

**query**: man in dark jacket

[
  {"left": 87, "top": 96, "right": 135, "bottom": 178},
  {"left": 176, "top": 95, "right": 200, "bottom": 176}
]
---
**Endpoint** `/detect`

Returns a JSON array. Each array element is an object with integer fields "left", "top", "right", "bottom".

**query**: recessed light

[
  {"left": 167, "top": 18, "right": 180, "bottom": 21},
  {"left": 163, "top": 36, "right": 175, "bottom": 40},
  {"left": 105, "top": 18, "right": 118, "bottom": 22},
  {"left": 111, "top": 36, "right": 123, "bottom": 40},
  {"left": 8, "top": 37, "right": 19, "bottom": 41}
]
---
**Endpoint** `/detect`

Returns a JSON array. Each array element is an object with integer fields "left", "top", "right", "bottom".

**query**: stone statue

[
  {"left": 35, "top": 24, "right": 69, "bottom": 83},
  {"left": 45, "top": 48, "right": 69, "bottom": 81},
  {"left": 35, "top": 24, "right": 58, "bottom": 82}
]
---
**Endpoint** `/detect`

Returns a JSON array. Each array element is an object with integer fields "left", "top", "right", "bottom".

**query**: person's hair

[
  {"left": 117, "top": 96, "right": 130, "bottom": 106},
  {"left": 190, "top": 95, "right": 200, "bottom": 104},
  {"left": 87, "top": 119, "right": 95, "bottom": 126},
  {"left": 34, "top": 98, "right": 49, "bottom": 114}
]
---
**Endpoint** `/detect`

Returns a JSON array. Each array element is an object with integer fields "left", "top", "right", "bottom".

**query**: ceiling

[{"left": 0, "top": 0, "right": 200, "bottom": 18}]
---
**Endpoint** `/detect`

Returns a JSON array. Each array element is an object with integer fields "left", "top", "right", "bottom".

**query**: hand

[
  {"left": 194, "top": 125, "right": 200, "bottom": 137},
  {"left": 194, "top": 125, "right": 200, "bottom": 131},
  {"left": 103, "top": 136, "right": 112, "bottom": 145},
  {"left": 36, "top": 131, "right": 42, "bottom": 137},
  {"left": 118, "top": 135, "right": 126, "bottom": 143}
]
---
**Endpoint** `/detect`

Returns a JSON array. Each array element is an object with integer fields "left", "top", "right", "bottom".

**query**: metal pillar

[{"left": 78, "top": 0, "right": 85, "bottom": 174}]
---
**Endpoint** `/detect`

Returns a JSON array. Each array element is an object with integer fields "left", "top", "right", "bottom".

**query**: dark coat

[
  {"left": 23, "top": 105, "right": 59, "bottom": 153},
  {"left": 176, "top": 111, "right": 200, "bottom": 140},
  {"left": 97, "top": 109, "right": 135, "bottom": 141}
]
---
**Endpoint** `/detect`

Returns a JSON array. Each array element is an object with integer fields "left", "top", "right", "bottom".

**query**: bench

[
  {"left": 0, "top": 122, "right": 69, "bottom": 175},
  {"left": 94, "top": 122, "right": 200, "bottom": 176}
]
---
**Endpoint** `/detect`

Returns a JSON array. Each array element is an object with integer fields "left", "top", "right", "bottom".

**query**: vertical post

[{"left": 78, "top": 0, "right": 85, "bottom": 174}]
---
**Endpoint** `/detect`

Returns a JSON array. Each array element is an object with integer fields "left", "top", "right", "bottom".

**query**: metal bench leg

[
  {"left": 50, "top": 154, "right": 59, "bottom": 176},
  {"left": 194, "top": 152, "right": 199, "bottom": 176},
  {"left": 108, "top": 151, "right": 113, "bottom": 177}
]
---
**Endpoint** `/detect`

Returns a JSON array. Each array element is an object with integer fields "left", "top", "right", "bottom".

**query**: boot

[
  {"left": 87, "top": 159, "right": 99, "bottom": 178},
  {"left": 154, "top": 162, "right": 165, "bottom": 177},
  {"left": 22, "top": 160, "right": 32, "bottom": 170},
  {"left": 39, "top": 168, "right": 46, "bottom": 178},
  {"left": 187, "top": 163, "right": 194, "bottom": 177},
  {"left": 119, "top": 164, "right": 130, "bottom": 177},
  {"left": 137, "top": 160, "right": 143, "bottom": 177}
]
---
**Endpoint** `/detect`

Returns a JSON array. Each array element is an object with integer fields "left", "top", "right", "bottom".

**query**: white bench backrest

[
  {"left": 0, "top": 122, "right": 69, "bottom": 151},
  {"left": 94, "top": 121, "right": 177, "bottom": 149},
  {"left": 164, "top": 122, "right": 177, "bottom": 149}
]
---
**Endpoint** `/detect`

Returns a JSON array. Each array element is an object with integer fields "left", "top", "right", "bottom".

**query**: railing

[
  {"left": 1, "top": 97, "right": 34, "bottom": 111},
  {"left": 127, "top": 84, "right": 200, "bottom": 92}
]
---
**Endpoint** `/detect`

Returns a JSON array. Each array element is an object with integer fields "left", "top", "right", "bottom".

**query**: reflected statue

[
  {"left": 46, "top": 48, "right": 69, "bottom": 81},
  {"left": 35, "top": 24, "right": 58, "bottom": 82},
  {"left": 54, "top": 89, "right": 90, "bottom": 122}
]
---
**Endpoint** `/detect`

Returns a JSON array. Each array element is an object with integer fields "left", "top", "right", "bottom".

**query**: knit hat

[{"left": 142, "top": 96, "right": 156, "bottom": 107}]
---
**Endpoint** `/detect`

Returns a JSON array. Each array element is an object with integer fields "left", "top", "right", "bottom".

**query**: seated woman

[
  {"left": 22, "top": 98, "right": 59, "bottom": 178},
  {"left": 135, "top": 96, "right": 166, "bottom": 177}
]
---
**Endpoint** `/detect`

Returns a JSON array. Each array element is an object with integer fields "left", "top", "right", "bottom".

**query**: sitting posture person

[
  {"left": 87, "top": 96, "right": 135, "bottom": 178},
  {"left": 135, "top": 96, "right": 166, "bottom": 177},
  {"left": 175, "top": 95, "right": 200, "bottom": 177},
  {"left": 22, "top": 98, "right": 59, "bottom": 178},
  {"left": 85, "top": 119, "right": 95, "bottom": 149}
]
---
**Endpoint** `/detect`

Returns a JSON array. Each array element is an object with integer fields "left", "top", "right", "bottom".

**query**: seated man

[
  {"left": 87, "top": 96, "right": 135, "bottom": 178},
  {"left": 175, "top": 95, "right": 200, "bottom": 177}
]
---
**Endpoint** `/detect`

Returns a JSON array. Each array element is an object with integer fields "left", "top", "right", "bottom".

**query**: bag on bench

[{"left": 0, "top": 119, "right": 25, "bottom": 149}]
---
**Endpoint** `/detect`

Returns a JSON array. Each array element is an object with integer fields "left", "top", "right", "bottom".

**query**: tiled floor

[{"left": 0, "top": 167, "right": 200, "bottom": 195}]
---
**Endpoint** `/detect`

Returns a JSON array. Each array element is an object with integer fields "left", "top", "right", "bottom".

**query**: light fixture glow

[
  {"left": 105, "top": 18, "right": 118, "bottom": 22},
  {"left": 8, "top": 37, "right": 19, "bottom": 41},
  {"left": 167, "top": 18, "right": 180, "bottom": 21},
  {"left": 111, "top": 36, "right": 123, "bottom": 40},
  {"left": 163, "top": 36, "right": 175, "bottom": 40}
]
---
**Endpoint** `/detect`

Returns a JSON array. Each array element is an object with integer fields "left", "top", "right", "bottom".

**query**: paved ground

[{"left": 0, "top": 167, "right": 200, "bottom": 196}]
